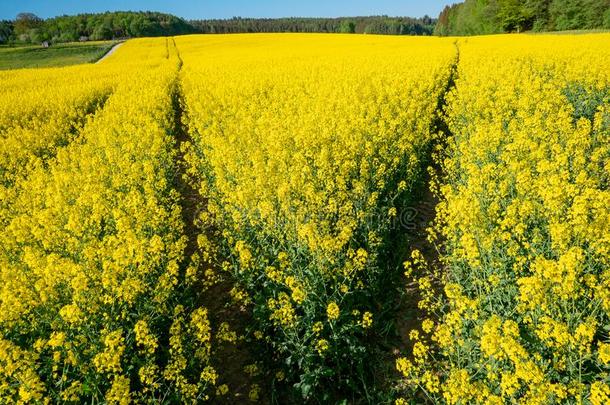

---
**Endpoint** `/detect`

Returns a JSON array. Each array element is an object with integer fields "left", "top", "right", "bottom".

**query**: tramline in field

[{"left": 0, "top": 32, "right": 609, "bottom": 404}]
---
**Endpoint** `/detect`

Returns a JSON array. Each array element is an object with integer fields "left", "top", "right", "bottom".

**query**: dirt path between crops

[
  {"left": 169, "top": 39, "right": 459, "bottom": 403},
  {"left": 381, "top": 47, "right": 460, "bottom": 400},
  {"left": 393, "top": 169, "right": 442, "bottom": 352},
  {"left": 95, "top": 42, "right": 123, "bottom": 64},
  {"left": 395, "top": 44, "right": 459, "bottom": 352},
  {"left": 173, "top": 89, "right": 269, "bottom": 404},
  {"left": 169, "top": 38, "right": 270, "bottom": 404}
]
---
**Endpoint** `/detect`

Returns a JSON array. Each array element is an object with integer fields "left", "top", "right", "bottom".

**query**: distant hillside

[
  {"left": 435, "top": 0, "right": 610, "bottom": 36},
  {"left": 0, "top": 12, "right": 436, "bottom": 45}
]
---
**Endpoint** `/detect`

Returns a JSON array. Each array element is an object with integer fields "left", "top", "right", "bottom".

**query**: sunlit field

[{"left": 1, "top": 33, "right": 609, "bottom": 403}]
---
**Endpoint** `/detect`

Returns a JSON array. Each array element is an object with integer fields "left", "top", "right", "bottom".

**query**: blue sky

[{"left": 0, "top": 1, "right": 451, "bottom": 20}]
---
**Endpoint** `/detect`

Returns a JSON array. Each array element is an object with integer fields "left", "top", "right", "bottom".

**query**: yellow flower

[
  {"left": 422, "top": 370, "right": 440, "bottom": 394},
  {"left": 201, "top": 366, "right": 218, "bottom": 384},
  {"left": 413, "top": 342, "right": 428, "bottom": 363},
  {"left": 285, "top": 276, "right": 306, "bottom": 304},
  {"left": 443, "top": 369, "right": 475, "bottom": 405},
  {"left": 47, "top": 332, "right": 66, "bottom": 348},
  {"left": 190, "top": 307, "right": 212, "bottom": 345},
  {"left": 480, "top": 315, "right": 503, "bottom": 359},
  {"left": 265, "top": 266, "right": 283, "bottom": 283},
  {"left": 500, "top": 373, "right": 519, "bottom": 397},
  {"left": 248, "top": 384, "right": 260, "bottom": 402},
  {"left": 422, "top": 318, "right": 434, "bottom": 334},
  {"left": 61, "top": 381, "right": 82, "bottom": 402},
  {"left": 327, "top": 302, "right": 340, "bottom": 321},
  {"left": 396, "top": 357, "right": 413, "bottom": 377},
  {"left": 105, "top": 375, "right": 131, "bottom": 405},
  {"left": 216, "top": 384, "right": 229, "bottom": 396},
  {"left": 235, "top": 240, "right": 253, "bottom": 269},
  {"left": 573, "top": 320, "right": 597, "bottom": 353},
  {"left": 361, "top": 312, "right": 373, "bottom": 328},
  {"left": 93, "top": 330, "right": 125, "bottom": 374},
  {"left": 598, "top": 342, "right": 610, "bottom": 365},
  {"left": 316, "top": 339, "right": 330, "bottom": 355},
  {"left": 590, "top": 382, "right": 610, "bottom": 405},
  {"left": 59, "top": 304, "right": 83, "bottom": 324},
  {"left": 217, "top": 322, "right": 237, "bottom": 343},
  {"left": 268, "top": 293, "right": 297, "bottom": 327},
  {"left": 139, "top": 364, "right": 159, "bottom": 390},
  {"left": 134, "top": 320, "right": 158, "bottom": 355},
  {"left": 244, "top": 363, "right": 259, "bottom": 377}
]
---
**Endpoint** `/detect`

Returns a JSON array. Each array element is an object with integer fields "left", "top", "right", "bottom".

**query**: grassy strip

[{"left": 0, "top": 41, "right": 116, "bottom": 70}]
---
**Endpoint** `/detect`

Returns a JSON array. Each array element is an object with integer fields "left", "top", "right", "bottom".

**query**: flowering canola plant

[
  {"left": 176, "top": 33, "right": 457, "bottom": 396},
  {"left": 396, "top": 34, "right": 610, "bottom": 404},
  {"left": 0, "top": 38, "right": 218, "bottom": 403},
  {"left": 2, "top": 31, "right": 608, "bottom": 404},
  {"left": 0, "top": 38, "right": 174, "bottom": 190}
]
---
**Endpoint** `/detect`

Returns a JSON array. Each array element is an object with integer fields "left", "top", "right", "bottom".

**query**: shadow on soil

[{"left": 170, "top": 61, "right": 271, "bottom": 403}]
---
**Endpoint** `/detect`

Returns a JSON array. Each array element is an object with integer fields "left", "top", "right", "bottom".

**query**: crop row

[
  {"left": 176, "top": 33, "right": 457, "bottom": 399},
  {"left": 396, "top": 34, "right": 610, "bottom": 404},
  {"left": 2, "top": 33, "right": 609, "bottom": 404},
  {"left": 0, "top": 38, "right": 221, "bottom": 403}
]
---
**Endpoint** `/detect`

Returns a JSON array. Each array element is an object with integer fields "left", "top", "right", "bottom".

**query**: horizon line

[{"left": 3, "top": 10, "right": 438, "bottom": 21}]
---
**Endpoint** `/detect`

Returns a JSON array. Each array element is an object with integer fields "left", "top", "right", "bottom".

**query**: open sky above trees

[{"left": 0, "top": 0, "right": 448, "bottom": 20}]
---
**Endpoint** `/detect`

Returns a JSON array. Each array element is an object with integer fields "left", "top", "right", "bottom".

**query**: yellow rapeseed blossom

[
  {"left": 361, "top": 312, "right": 373, "bottom": 329},
  {"left": 216, "top": 384, "right": 229, "bottom": 396},
  {"left": 134, "top": 320, "right": 158, "bottom": 355},
  {"left": 599, "top": 343, "right": 610, "bottom": 365},
  {"left": 590, "top": 382, "right": 610, "bottom": 405},
  {"left": 248, "top": 384, "right": 260, "bottom": 402},
  {"left": 326, "top": 302, "right": 340, "bottom": 321},
  {"left": 4, "top": 30, "right": 607, "bottom": 404},
  {"left": 105, "top": 375, "right": 131, "bottom": 405},
  {"left": 176, "top": 32, "right": 456, "bottom": 392},
  {"left": 93, "top": 330, "right": 125, "bottom": 374},
  {"left": 316, "top": 339, "right": 330, "bottom": 355},
  {"left": 0, "top": 37, "right": 219, "bottom": 402},
  {"left": 395, "top": 33, "right": 610, "bottom": 403}
]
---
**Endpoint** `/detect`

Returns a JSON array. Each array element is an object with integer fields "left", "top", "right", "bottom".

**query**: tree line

[
  {"left": 0, "top": 12, "right": 436, "bottom": 44},
  {"left": 3, "top": 3, "right": 607, "bottom": 45},
  {"left": 189, "top": 16, "right": 436, "bottom": 35},
  {"left": 0, "top": 12, "right": 195, "bottom": 44},
  {"left": 435, "top": 0, "right": 610, "bottom": 36}
]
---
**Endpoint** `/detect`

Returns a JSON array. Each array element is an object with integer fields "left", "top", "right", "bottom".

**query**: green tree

[
  {"left": 339, "top": 20, "right": 356, "bottom": 33},
  {"left": 435, "top": 0, "right": 609, "bottom": 35},
  {"left": 434, "top": 5, "right": 454, "bottom": 35},
  {"left": 14, "top": 12, "right": 42, "bottom": 36},
  {"left": 524, "top": 0, "right": 551, "bottom": 30},
  {"left": 14, "top": 12, "right": 43, "bottom": 42},
  {"left": 91, "top": 23, "right": 113, "bottom": 40},
  {"left": 498, "top": 0, "right": 527, "bottom": 31},
  {"left": 0, "top": 20, "right": 13, "bottom": 43}
]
